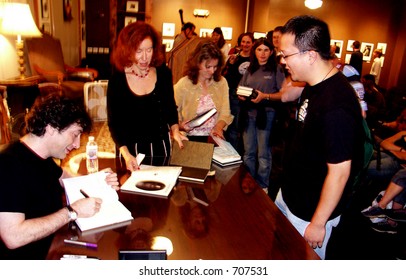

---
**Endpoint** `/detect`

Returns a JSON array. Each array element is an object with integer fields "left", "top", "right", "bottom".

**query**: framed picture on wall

[
  {"left": 361, "top": 42, "right": 374, "bottom": 61},
  {"left": 63, "top": 0, "right": 73, "bottom": 22},
  {"left": 162, "top": 23, "right": 175, "bottom": 37},
  {"left": 221, "top": 27, "right": 233, "bottom": 40},
  {"left": 347, "top": 40, "right": 355, "bottom": 51},
  {"left": 253, "top": 32, "right": 266, "bottom": 39},
  {"left": 125, "top": 16, "right": 137, "bottom": 26},
  {"left": 41, "top": 0, "right": 49, "bottom": 19},
  {"left": 330, "top": 39, "right": 343, "bottom": 58},
  {"left": 126, "top": 1, "right": 139, "bottom": 13},
  {"left": 162, "top": 39, "right": 174, "bottom": 52},
  {"left": 200, "top": 28, "right": 213, "bottom": 38},
  {"left": 377, "top": 42, "right": 387, "bottom": 55}
]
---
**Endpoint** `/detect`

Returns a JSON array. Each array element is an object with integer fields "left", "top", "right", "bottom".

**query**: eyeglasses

[{"left": 280, "top": 50, "right": 309, "bottom": 60}]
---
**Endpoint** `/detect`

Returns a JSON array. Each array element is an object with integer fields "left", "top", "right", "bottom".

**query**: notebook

[{"left": 169, "top": 140, "right": 214, "bottom": 183}]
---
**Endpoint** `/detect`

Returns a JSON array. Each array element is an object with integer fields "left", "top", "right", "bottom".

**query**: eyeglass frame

[{"left": 279, "top": 50, "right": 310, "bottom": 60}]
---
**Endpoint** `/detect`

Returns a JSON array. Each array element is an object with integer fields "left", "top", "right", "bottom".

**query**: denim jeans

[
  {"left": 242, "top": 108, "right": 275, "bottom": 188},
  {"left": 275, "top": 190, "right": 340, "bottom": 260},
  {"left": 367, "top": 151, "right": 401, "bottom": 184},
  {"left": 225, "top": 89, "right": 241, "bottom": 151}
]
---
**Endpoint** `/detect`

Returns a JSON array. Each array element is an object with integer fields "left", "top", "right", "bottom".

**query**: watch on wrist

[{"left": 66, "top": 205, "right": 78, "bottom": 221}]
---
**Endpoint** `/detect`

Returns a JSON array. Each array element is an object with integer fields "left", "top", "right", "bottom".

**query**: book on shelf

[
  {"left": 211, "top": 135, "right": 242, "bottom": 167},
  {"left": 186, "top": 186, "right": 209, "bottom": 207},
  {"left": 170, "top": 140, "right": 214, "bottom": 183},
  {"left": 184, "top": 107, "right": 217, "bottom": 129},
  {"left": 63, "top": 171, "right": 133, "bottom": 233},
  {"left": 237, "top": 86, "right": 258, "bottom": 99},
  {"left": 120, "top": 165, "right": 182, "bottom": 198}
]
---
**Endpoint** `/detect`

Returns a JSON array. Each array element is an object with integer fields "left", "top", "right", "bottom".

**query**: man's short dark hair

[
  {"left": 353, "top": 40, "right": 360, "bottom": 49},
  {"left": 25, "top": 94, "right": 92, "bottom": 136},
  {"left": 182, "top": 22, "right": 195, "bottom": 31},
  {"left": 282, "top": 15, "right": 331, "bottom": 60}
]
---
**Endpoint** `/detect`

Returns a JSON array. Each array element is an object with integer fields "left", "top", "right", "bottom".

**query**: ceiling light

[
  {"left": 304, "top": 0, "right": 323, "bottom": 9},
  {"left": 193, "top": 9, "right": 210, "bottom": 18}
]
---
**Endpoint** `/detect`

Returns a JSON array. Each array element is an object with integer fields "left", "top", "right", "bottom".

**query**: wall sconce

[
  {"left": 304, "top": 0, "right": 323, "bottom": 9},
  {"left": 0, "top": 3, "right": 42, "bottom": 79},
  {"left": 193, "top": 9, "right": 210, "bottom": 18}
]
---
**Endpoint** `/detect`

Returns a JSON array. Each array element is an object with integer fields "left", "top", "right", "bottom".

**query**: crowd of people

[{"left": 1, "top": 15, "right": 404, "bottom": 260}]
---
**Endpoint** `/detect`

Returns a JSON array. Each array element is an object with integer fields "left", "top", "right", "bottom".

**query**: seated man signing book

[{"left": 0, "top": 94, "right": 119, "bottom": 259}]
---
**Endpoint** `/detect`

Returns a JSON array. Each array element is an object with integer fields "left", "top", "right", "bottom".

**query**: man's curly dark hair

[{"left": 25, "top": 94, "right": 92, "bottom": 136}]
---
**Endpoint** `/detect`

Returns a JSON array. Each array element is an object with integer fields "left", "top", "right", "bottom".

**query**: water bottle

[{"left": 86, "top": 136, "right": 98, "bottom": 174}]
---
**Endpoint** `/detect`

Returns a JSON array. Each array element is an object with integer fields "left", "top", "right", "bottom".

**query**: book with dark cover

[
  {"left": 170, "top": 141, "right": 214, "bottom": 183},
  {"left": 185, "top": 107, "right": 217, "bottom": 128}
]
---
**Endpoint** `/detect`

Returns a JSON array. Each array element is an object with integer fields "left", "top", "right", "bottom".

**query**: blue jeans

[
  {"left": 275, "top": 190, "right": 340, "bottom": 260},
  {"left": 225, "top": 90, "right": 241, "bottom": 151},
  {"left": 242, "top": 108, "right": 275, "bottom": 188},
  {"left": 367, "top": 152, "right": 401, "bottom": 183}
]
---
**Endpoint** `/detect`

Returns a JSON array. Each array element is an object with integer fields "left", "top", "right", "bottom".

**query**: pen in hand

[{"left": 80, "top": 189, "right": 90, "bottom": 198}]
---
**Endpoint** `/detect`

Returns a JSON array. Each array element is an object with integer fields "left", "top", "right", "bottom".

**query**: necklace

[
  {"left": 322, "top": 66, "right": 335, "bottom": 82},
  {"left": 126, "top": 67, "right": 150, "bottom": 78}
]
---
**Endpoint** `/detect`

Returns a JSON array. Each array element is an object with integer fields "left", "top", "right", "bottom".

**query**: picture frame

[
  {"left": 42, "top": 22, "right": 51, "bottom": 34},
  {"left": 63, "top": 0, "right": 73, "bottom": 22},
  {"left": 125, "top": 16, "right": 137, "bottom": 26},
  {"left": 253, "top": 32, "right": 266, "bottom": 39},
  {"left": 330, "top": 39, "right": 343, "bottom": 58},
  {"left": 361, "top": 42, "right": 374, "bottom": 61},
  {"left": 126, "top": 1, "right": 139, "bottom": 13},
  {"left": 162, "top": 39, "right": 174, "bottom": 52},
  {"left": 221, "top": 27, "right": 233, "bottom": 40},
  {"left": 162, "top": 23, "right": 175, "bottom": 37},
  {"left": 200, "top": 28, "right": 213, "bottom": 38},
  {"left": 346, "top": 40, "right": 355, "bottom": 51},
  {"left": 345, "top": 54, "right": 351, "bottom": 64},
  {"left": 41, "top": 0, "right": 49, "bottom": 19},
  {"left": 377, "top": 42, "right": 387, "bottom": 55}
]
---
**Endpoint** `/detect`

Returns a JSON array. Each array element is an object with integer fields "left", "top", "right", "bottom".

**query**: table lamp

[{"left": 0, "top": 2, "right": 42, "bottom": 79}]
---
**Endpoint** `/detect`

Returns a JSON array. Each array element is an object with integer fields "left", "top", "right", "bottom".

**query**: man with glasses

[{"left": 274, "top": 15, "right": 365, "bottom": 259}]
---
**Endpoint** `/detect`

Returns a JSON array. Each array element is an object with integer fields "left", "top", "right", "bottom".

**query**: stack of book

[
  {"left": 211, "top": 136, "right": 242, "bottom": 167},
  {"left": 185, "top": 107, "right": 217, "bottom": 129},
  {"left": 236, "top": 86, "right": 258, "bottom": 99}
]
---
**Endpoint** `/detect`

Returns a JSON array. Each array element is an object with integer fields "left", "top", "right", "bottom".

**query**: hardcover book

[
  {"left": 170, "top": 140, "right": 214, "bottom": 183},
  {"left": 237, "top": 86, "right": 258, "bottom": 99},
  {"left": 184, "top": 107, "right": 217, "bottom": 129},
  {"left": 63, "top": 172, "right": 134, "bottom": 233},
  {"left": 120, "top": 165, "right": 182, "bottom": 198}
]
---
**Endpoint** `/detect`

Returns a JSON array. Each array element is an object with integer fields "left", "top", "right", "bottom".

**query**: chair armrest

[
  {"left": 33, "top": 64, "right": 65, "bottom": 84},
  {"left": 65, "top": 64, "right": 99, "bottom": 81}
]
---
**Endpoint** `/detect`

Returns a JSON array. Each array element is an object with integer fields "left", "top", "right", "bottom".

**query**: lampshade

[
  {"left": 0, "top": 3, "right": 42, "bottom": 38},
  {"left": 304, "top": 0, "right": 323, "bottom": 9}
]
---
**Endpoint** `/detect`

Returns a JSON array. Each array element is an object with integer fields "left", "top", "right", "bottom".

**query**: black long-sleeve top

[{"left": 107, "top": 65, "right": 179, "bottom": 149}]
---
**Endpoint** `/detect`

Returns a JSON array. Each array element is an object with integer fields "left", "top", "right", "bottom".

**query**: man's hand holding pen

[{"left": 71, "top": 190, "right": 102, "bottom": 218}]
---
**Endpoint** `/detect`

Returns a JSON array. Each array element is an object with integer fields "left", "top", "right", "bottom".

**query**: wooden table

[{"left": 47, "top": 158, "right": 319, "bottom": 260}]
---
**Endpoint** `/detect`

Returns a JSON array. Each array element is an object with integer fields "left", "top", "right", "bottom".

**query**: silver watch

[{"left": 66, "top": 205, "right": 78, "bottom": 221}]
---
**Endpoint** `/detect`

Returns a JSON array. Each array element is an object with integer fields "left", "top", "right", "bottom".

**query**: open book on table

[
  {"left": 211, "top": 135, "right": 242, "bottom": 167},
  {"left": 120, "top": 165, "right": 182, "bottom": 198},
  {"left": 63, "top": 171, "right": 133, "bottom": 233}
]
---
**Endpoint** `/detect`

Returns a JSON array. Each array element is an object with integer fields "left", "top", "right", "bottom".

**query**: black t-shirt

[
  {"left": 282, "top": 72, "right": 364, "bottom": 221},
  {"left": 0, "top": 142, "right": 63, "bottom": 259},
  {"left": 224, "top": 55, "right": 251, "bottom": 91}
]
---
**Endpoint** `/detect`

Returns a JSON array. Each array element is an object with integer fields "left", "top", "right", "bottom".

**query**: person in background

[
  {"left": 276, "top": 15, "right": 365, "bottom": 259},
  {"left": 228, "top": 32, "right": 244, "bottom": 56},
  {"left": 370, "top": 48, "right": 383, "bottom": 86},
  {"left": 172, "top": 22, "right": 196, "bottom": 51},
  {"left": 272, "top": 26, "right": 284, "bottom": 63},
  {"left": 362, "top": 74, "right": 386, "bottom": 130},
  {"left": 0, "top": 94, "right": 119, "bottom": 259},
  {"left": 174, "top": 40, "right": 233, "bottom": 142},
  {"left": 107, "top": 22, "right": 187, "bottom": 172},
  {"left": 349, "top": 40, "right": 363, "bottom": 78},
  {"left": 211, "top": 27, "right": 230, "bottom": 62},
  {"left": 223, "top": 32, "right": 255, "bottom": 151},
  {"left": 238, "top": 38, "right": 285, "bottom": 194}
]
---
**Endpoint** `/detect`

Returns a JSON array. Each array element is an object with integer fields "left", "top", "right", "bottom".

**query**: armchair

[{"left": 25, "top": 33, "right": 98, "bottom": 102}]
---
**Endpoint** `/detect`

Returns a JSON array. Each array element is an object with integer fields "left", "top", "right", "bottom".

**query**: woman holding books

[
  {"left": 174, "top": 40, "right": 233, "bottom": 142},
  {"left": 238, "top": 38, "right": 285, "bottom": 193},
  {"left": 107, "top": 22, "right": 187, "bottom": 172}
]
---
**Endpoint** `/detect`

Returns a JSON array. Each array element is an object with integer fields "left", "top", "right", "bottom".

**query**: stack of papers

[{"left": 211, "top": 136, "right": 242, "bottom": 167}]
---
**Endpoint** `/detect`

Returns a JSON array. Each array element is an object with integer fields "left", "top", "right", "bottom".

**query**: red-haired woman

[{"left": 108, "top": 22, "right": 187, "bottom": 172}]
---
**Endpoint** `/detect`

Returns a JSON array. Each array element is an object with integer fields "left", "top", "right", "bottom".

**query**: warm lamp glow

[
  {"left": 193, "top": 9, "right": 210, "bottom": 18},
  {"left": 304, "top": 0, "right": 323, "bottom": 9},
  {"left": 151, "top": 236, "right": 173, "bottom": 256},
  {"left": 0, "top": 3, "right": 42, "bottom": 79}
]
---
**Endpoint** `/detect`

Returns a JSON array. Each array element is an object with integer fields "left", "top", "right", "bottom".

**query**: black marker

[{"left": 80, "top": 189, "right": 90, "bottom": 198}]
